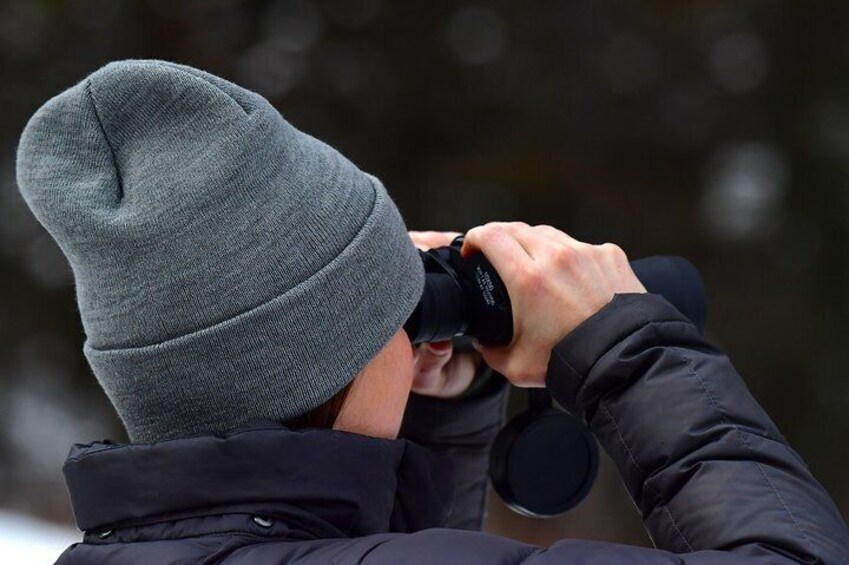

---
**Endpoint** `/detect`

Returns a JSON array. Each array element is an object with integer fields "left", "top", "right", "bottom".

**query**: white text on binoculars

[{"left": 475, "top": 266, "right": 496, "bottom": 306}]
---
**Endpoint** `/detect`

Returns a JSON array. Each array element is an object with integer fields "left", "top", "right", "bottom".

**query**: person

[{"left": 15, "top": 60, "right": 849, "bottom": 564}]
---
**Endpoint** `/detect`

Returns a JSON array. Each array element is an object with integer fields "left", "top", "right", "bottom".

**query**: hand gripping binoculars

[{"left": 404, "top": 235, "right": 706, "bottom": 517}]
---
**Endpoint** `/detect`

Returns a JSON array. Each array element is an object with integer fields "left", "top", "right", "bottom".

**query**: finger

[
  {"left": 597, "top": 242, "right": 646, "bottom": 292},
  {"left": 409, "top": 231, "right": 463, "bottom": 251},
  {"left": 502, "top": 222, "right": 563, "bottom": 260},
  {"left": 532, "top": 224, "right": 581, "bottom": 247},
  {"left": 436, "top": 354, "right": 478, "bottom": 397},
  {"left": 476, "top": 344, "right": 548, "bottom": 388},
  {"left": 462, "top": 223, "right": 532, "bottom": 280},
  {"left": 408, "top": 231, "right": 434, "bottom": 251},
  {"left": 411, "top": 341, "right": 453, "bottom": 391}
]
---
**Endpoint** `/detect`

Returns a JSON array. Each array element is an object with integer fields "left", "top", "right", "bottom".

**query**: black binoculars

[{"left": 404, "top": 235, "right": 707, "bottom": 517}]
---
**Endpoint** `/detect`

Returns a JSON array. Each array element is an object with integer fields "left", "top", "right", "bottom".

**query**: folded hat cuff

[{"left": 84, "top": 177, "right": 424, "bottom": 443}]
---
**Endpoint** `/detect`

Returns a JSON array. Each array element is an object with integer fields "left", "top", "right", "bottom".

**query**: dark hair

[{"left": 285, "top": 381, "right": 354, "bottom": 430}]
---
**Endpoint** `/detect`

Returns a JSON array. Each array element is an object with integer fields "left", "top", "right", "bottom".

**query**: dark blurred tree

[{"left": 1, "top": 0, "right": 847, "bottom": 546}]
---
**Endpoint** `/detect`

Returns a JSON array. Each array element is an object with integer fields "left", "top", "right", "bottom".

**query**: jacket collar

[{"left": 62, "top": 421, "right": 453, "bottom": 538}]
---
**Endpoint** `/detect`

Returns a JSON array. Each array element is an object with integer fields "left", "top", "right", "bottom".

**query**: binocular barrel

[
  {"left": 405, "top": 240, "right": 706, "bottom": 345},
  {"left": 628, "top": 256, "right": 706, "bottom": 332}
]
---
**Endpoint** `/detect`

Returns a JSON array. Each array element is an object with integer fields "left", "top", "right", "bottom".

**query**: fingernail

[{"left": 426, "top": 342, "right": 452, "bottom": 355}]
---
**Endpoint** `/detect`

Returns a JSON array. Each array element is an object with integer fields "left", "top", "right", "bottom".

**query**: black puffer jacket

[{"left": 56, "top": 295, "right": 849, "bottom": 564}]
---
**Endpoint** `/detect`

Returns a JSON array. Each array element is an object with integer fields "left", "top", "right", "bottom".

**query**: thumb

[
  {"left": 473, "top": 343, "right": 547, "bottom": 388},
  {"left": 412, "top": 341, "right": 453, "bottom": 392}
]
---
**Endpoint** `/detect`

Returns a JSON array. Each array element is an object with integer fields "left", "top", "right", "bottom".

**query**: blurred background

[{"left": 1, "top": 0, "right": 848, "bottom": 558}]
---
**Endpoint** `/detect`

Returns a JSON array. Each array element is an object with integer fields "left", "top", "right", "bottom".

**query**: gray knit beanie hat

[{"left": 16, "top": 60, "right": 424, "bottom": 443}]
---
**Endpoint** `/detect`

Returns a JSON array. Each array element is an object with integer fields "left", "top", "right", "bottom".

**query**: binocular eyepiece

[
  {"left": 404, "top": 235, "right": 513, "bottom": 346},
  {"left": 404, "top": 233, "right": 707, "bottom": 518}
]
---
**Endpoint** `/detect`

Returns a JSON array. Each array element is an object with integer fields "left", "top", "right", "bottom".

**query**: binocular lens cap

[{"left": 490, "top": 409, "right": 599, "bottom": 518}]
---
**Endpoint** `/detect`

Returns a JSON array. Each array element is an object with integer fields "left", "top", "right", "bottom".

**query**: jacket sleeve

[
  {"left": 399, "top": 366, "right": 510, "bottom": 531},
  {"left": 542, "top": 293, "right": 849, "bottom": 564}
]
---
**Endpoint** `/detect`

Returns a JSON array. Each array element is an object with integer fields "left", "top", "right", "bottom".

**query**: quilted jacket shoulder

[{"left": 56, "top": 295, "right": 849, "bottom": 564}]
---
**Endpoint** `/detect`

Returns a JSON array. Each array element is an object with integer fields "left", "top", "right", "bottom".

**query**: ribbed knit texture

[{"left": 16, "top": 60, "right": 424, "bottom": 442}]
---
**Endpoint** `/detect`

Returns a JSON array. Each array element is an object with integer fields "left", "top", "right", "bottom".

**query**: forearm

[
  {"left": 546, "top": 294, "right": 849, "bottom": 563},
  {"left": 400, "top": 367, "right": 510, "bottom": 530}
]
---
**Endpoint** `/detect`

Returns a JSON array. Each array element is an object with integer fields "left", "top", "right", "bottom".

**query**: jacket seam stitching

[
  {"left": 567, "top": 318, "right": 687, "bottom": 407},
  {"left": 599, "top": 401, "right": 694, "bottom": 552},
  {"left": 664, "top": 327, "right": 818, "bottom": 557},
  {"left": 554, "top": 298, "right": 684, "bottom": 393},
  {"left": 633, "top": 299, "right": 697, "bottom": 553},
  {"left": 553, "top": 299, "right": 695, "bottom": 551}
]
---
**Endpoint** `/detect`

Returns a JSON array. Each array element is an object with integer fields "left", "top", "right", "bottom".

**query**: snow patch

[{"left": 0, "top": 510, "right": 78, "bottom": 565}]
